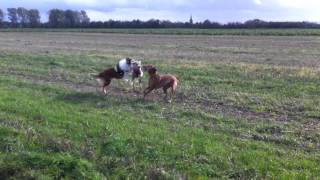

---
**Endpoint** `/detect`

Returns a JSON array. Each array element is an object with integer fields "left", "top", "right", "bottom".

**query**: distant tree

[
  {"left": 107, "top": 19, "right": 116, "bottom": 28},
  {"left": 130, "top": 19, "right": 142, "bottom": 28},
  {"left": 145, "top": 19, "right": 161, "bottom": 28},
  {"left": 244, "top": 19, "right": 267, "bottom": 28},
  {"left": 3, "top": 8, "right": 320, "bottom": 29},
  {"left": 17, "top": 7, "right": 29, "bottom": 27},
  {"left": 161, "top": 20, "right": 173, "bottom": 28},
  {"left": 48, "top": 9, "right": 65, "bottom": 27},
  {"left": 80, "top": 10, "right": 90, "bottom": 26},
  {"left": 28, "top": 9, "right": 40, "bottom": 27},
  {"left": 64, "top": 9, "right": 80, "bottom": 27},
  {"left": 89, "top": 21, "right": 104, "bottom": 28},
  {"left": 7, "top": 8, "right": 18, "bottom": 27},
  {"left": 0, "top": 9, "right": 4, "bottom": 26},
  {"left": 224, "top": 22, "right": 244, "bottom": 28},
  {"left": 202, "top": 19, "right": 211, "bottom": 28}
]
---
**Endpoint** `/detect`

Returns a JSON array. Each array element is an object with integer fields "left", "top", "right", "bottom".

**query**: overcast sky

[{"left": 1, "top": 0, "right": 320, "bottom": 23}]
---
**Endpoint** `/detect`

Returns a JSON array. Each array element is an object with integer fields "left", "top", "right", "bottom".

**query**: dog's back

[
  {"left": 144, "top": 66, "right": 178, "bottom": 101},
  {"left": 95, "top": 67, "right": 123, "bottom": 86},
  {"left": 159, "top": 75, "right": 178, "bottom": 90},
  {"left": 96, "top": 68, "right": 122, "bottom": 79}
]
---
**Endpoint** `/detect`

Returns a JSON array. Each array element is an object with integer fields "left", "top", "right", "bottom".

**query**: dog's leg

[
  {"left": 122, "top": 73, "right": 133, "bottom": 91},
  {"left": 143, "top": 87, "right": 153, "bottom": 99},
  {"left": 143, "top": 87, "right": 149, "bottom": 98},
  {"left": 169, "top": 80, "right": 177, "bottom": 103},
  {"left": 103, "top": 86, "right": 108, "bottom": 95},
  {"left": 132, "top": 77, "right": 137, "bottom": 93},
  {"left": 138, "top": 78, "right": 143, "bottom": 90},
  {"left": 133, "top": 82, "right": 135, "bottom": 92},
  {"left": 133, "top": 77, "right": 142, "bottom": 93},
  {"left": 132, "top": 78, "right": 135, "bottom": 92},
  {"left": 168, "top": 87, "right": 174, "bottom": 103},
  {"left": 163, "top": 87, "right": 168, "bottom": 102},
  {"left": 102, "top": 79, "right": 111, "bottom": 95}
]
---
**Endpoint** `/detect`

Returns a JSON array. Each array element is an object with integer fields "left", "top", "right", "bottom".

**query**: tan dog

[{"left": 143, "top": 67, "right": 178, "bottom": 102}]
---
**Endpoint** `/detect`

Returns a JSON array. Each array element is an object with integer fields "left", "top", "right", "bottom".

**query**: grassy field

[
  {"left": 1, "top": 28, "right": 320, "bottom": 36},
  {"left": 0, "top": 32, "right": 320, "bottom": 179}
]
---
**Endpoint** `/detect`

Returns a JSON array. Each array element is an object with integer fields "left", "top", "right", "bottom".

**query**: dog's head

[
  {"left": 147, "top": 67, "right": 157, "bottom": 75},
  {"left": 132, "top": 60, "right": 141, "bottom": 67},
  {"left": 142, "top": 64, "right": 155, "bottom": 71},
  {"left": 126, "top": 58, "right": 132, "bottom": 65},
  {"left": 132, "top": 60, "right": 143, "bottom": 76}
]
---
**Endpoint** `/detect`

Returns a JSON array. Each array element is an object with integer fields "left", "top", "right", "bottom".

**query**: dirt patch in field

[{"left": 2, "top": 69, "right": 316, "bottom": 126}]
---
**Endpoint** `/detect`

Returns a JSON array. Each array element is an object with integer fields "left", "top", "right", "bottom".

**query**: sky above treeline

[{"left": 1, "top": 0, "right": 320, "bottom": 23}]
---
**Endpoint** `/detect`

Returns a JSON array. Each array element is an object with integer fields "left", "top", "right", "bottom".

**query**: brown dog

[
  {"left": 131, "top": 64, "right": 156, "bottom": 91},
  {"left": 95, "top": 68, "right": 123, "bottom": 94},
  {"left": 143, "top": 67, "right": 178, "bottom": 102}
]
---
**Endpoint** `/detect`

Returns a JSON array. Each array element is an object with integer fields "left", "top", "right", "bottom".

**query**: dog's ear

[
  {"left": 143, "top": 64, "right": 154, "bottom": 71},
  {"left": 148, "top": 67, "right": 157, "bottom": 74},
  {"left": 126, "top": 58, "right": 132, "bottom": 65}
]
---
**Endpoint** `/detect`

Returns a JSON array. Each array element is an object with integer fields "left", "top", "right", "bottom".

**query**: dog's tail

[
  {"left": 172, "top": 77, "right": 178, "bottom": 93},
  {"left": 89, "top": 73, "right": 104, "bottom": 85},
  {"left": 89, "top": 72, "right": 99, "bottom": 78}
]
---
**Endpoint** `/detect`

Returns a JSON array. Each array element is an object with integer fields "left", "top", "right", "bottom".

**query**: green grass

[
  {"left": 1, "top": 28, "right": 320, "bottom": 36},
  {"left": 0, "top": 53, "right": 320, "bottom": 179}
]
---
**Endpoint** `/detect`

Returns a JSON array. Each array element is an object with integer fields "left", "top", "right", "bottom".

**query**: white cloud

[
  {"left": 276, "top": 0, "right": 320, "bottom": 9},
  {"left": 253, "top": 0, "right": 262, "bottom": 5},
  {"left": 86, "top": 8, "right": 189, "bottom": 21},
  {"left": 65, "top": 0, "right": 99, "bottom": 6}
]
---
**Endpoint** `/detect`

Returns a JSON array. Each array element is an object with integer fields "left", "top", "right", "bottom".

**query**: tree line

[
  {"left": 1, "top": 8, "right": 41, "bottom": 28},
  {"left": 1, "top": 8, "right": 320, "bottom": 29},
  {"left": 0, "top": 8, "right": 90, "bottom": 28}
]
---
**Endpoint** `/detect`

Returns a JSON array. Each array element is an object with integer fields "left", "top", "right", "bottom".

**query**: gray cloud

[{"left": 1, "top": 0, "right": 320, "bottom": 22}]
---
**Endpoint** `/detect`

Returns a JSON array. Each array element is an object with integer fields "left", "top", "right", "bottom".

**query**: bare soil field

[{"left": 1, "top": 32, "right": 320, "bottom": 67}]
